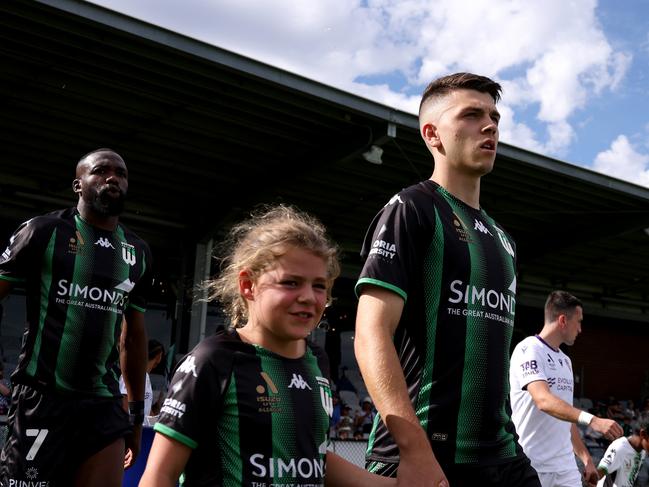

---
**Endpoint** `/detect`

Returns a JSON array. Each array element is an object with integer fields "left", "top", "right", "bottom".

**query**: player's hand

[
  {"left": 582, "top": 460, "right": 598, "bottom": 487},
  {"left": 124, "top": 423, "right": 142, "bottom": 469},
  {"left": 397, "top": 449, "right": 449, "bottom": 487},
  {"left": 590, "top": 416, "right": 623, "bottom": 441}
]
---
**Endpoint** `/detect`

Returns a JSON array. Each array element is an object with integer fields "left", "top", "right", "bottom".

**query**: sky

[{"left": 90, "top": 0, "right": 649, "bottom": 187}]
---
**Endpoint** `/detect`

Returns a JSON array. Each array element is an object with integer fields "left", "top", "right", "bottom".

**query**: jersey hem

[
  {"left": 128, "top": 303, "right": 146, "bottom": 313},
  {"left": 154, "top": 422, "right": 198, "bottom": 449},
  {"left": 355, "top": 278, "right": 407, "bottom": 302}
]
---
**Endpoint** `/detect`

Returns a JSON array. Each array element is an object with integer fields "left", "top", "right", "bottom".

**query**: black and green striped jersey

[
  {"left": 155, "top": 330, "right": 332, "bottom": 487},
  {"left": 356, "top": 180, "right": 522, "bottom": 468},
  {"left": 0, "top": 208, "right": 152, "bottom": 398}
]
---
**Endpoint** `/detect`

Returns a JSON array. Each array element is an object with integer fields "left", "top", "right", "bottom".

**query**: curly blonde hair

[{"left": 206, "top": 205, "right": 340, "bottom": 328}]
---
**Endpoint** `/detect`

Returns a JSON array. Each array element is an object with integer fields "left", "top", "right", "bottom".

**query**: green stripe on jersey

[
  {"left": 218, "top": 373, "right": 243, "bottom": 486},
  {"left": 27, "top": 229, "right": 57, "bottom": 376},
  {"left": 154, "top": 423, "right": 198, "bottom": 449}
]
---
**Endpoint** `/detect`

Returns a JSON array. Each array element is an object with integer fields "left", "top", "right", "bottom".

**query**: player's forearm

[
  {"left": 532, "top": 389, "right": 580, "bottom": 423},
  {"left": 354, "top": 320, "right": 428, "bottom": 454}
]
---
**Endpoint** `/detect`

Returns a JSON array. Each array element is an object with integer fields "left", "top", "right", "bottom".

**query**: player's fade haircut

[
  {"left": 148, "top": 339, "right": 164, "bottom": 361},
  {"left": 76, "top": 148, "right": 123, "bottom": 171},
  {"left": 206, "top": 204, "right": 340, "bottom": 328},
  {"left": 419, "top": 72, "right": 502, "bottom": 116},
  {"left": 544, "top": 290, "right": 582, "bottom": 323}
]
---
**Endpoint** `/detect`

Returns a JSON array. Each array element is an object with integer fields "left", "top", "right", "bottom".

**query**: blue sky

[{"left": 92, "top": 0, "right": 649, "bottom": 187}]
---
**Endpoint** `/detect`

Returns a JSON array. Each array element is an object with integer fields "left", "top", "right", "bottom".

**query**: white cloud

[
  {"left": 91, "top": 0, "right": 632, "bottom": 160},
  {"left": 593, "top": 135, "right": 649, "bottom": 187}
]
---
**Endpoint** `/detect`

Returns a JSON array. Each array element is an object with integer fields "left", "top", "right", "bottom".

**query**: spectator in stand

[
  {"left": 331, "top": 393, "right": 342, "bottom": 431},
  {"left": 337, "top": 404, "right": 355, "bottom": 439},
  {"left": 639, "top": 398, "right": 649, "bottom": 423},
  {"left": 622, "top": 400, "right": 637, "bottom": 421},
  {"left": 607, "top": 398, "right": 625, "bottom": 422},
  {"left": 354, "top": 397, "right": 376, "bottom": 438}
]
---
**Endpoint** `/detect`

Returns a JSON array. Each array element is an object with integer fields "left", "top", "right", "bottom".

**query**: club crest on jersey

[
  {"left": 316, "top": 377, "right": 333, "bottom": 417},
  {"left": 121, "top": 242, "right": 136, "bottom": 266},
  {"left": 495, "top": 228, "right": 515, "bottom": 258}
]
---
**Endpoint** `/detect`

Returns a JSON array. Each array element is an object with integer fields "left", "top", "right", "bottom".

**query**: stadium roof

[{"left": 2, "top": 0, "right": 649, "bottom": 321}]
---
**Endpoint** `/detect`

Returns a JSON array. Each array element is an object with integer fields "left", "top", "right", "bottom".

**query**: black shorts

[
  {"left": 367, "top": 455, "right": 541, "bottom": 487},
  {"left": 0, "top": 384, "right": 131, "bottom": 486}
]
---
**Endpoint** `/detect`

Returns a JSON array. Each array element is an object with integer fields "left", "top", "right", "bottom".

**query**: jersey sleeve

[
  {"left": 154, "top": 341, "right": 230, "bottom": 449},
  {"left": 0, "top": 218, "right": 39, "bottom": 283},
  {"left": 597, "top": 437, "right": 624, "bottom": 475},
  {"left": 127, "top": 241, "right": 153, "bottom": 313},
  {"left": 510, "top": 340, "right": 548, "bottom": 390},
  {"left": 355, "top": 194, "right": 430, "bottom": 302}
]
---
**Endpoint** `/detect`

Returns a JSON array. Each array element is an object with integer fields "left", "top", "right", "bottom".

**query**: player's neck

[
  {"left": 77, "top": 202, "right": 119, "bottom": 231},
  {"left": 236, "top": 324, "right": 306, "bottom": 359},
  {"left": 628, "top": 434, "right": 642, "bottom": 451},
  {"left": 430, "top": 171, "right": 481, "bottom": 209},
  {"left": 537, "top": 328, "right": 561, "bottom": 350}
]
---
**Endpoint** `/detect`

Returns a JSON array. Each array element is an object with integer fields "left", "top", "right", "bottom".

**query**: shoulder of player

[
  {"left": 21, "top": 208, "right": 73, "bottom": 232},
  {"left": 513, "top": 335, "right": 539, "bottom": 351}
]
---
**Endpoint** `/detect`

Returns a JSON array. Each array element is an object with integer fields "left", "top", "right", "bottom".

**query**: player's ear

[
  {"left": 72, "top": 178, "right": 82, "bottom": 195},
  {"left": 421, "top": 122, "right": 441, "bottom": 148},
  {"left": 239, "top": 270, "right": 255, "bottom": 301}
]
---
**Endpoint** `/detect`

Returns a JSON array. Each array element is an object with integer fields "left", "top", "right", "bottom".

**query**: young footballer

[
  {"left": 596, "top": 419, "right": 649, "bottom": 487},
  {"left": 140, "top": 205, "right": 394, "bottom": 487}
]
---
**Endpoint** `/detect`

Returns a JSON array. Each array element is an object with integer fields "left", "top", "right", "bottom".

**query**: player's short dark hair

[
  {"left": 419, "top": 72, "right": 502, "bottom": 115},
  {"left": 544, "top": 290, "right": 582, "bottom": 323},
  {"left": 148, "top": 339, "right": 164, "bottom": 360},
  {"left": 78, "top": 148, "right": 119, "bottom": 164}
]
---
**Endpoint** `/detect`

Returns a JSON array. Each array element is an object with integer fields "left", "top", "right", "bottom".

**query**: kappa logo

[
  {"left": 316, "top": 376, "right": 333, "bottom": 417},
  {"left": 121, "top": 242, "right": 136, "bottom": 266},
  {"left": 384, "top": 194, "right": 404, "bottom": 207},
  {"left": 94, "top": 237, "right": 114, "bottom": 249},
  {"left": 177, "top": 355, "right": 198, "bottom": 377},
  {"left": 473, "top": 219, "right": 493, "bottom": 236},
  {"left": 288, "top": 374, "right": 312, "bottom": 390}
]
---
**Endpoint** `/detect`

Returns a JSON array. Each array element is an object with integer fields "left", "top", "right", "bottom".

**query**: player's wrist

[
  {"left": 129, "top": 400, "right": 145, "bottom": 426},
  {"left": 578, "top": 410, "right": 594, "bottom": 426}
]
